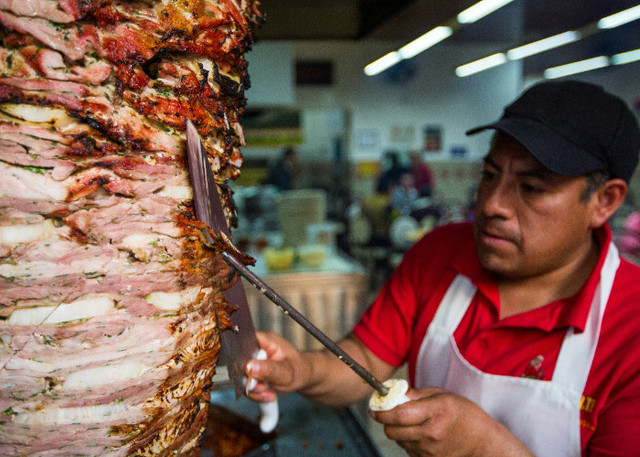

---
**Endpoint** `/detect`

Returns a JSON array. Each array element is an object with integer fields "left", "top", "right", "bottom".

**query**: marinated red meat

[{"left": 0, "top": 0, "right": 263, "bottom": 455}]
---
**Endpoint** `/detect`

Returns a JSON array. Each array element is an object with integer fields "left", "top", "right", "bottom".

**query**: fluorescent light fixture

[
  {"left": 506, "top": 31, "right": 580, "bottom": 60},
  {"left": 544, "top": 56, "right": 610, "bottom": 79},
  {"left": 456, "top": 53, "right": 507, "bottom": 77},
  {"left": 598, "top": 4, "right": 640, "bottom": 29},
  {"left": 364, "top": 26, "right": 453, "bottom": 75},
  {"left": 612, "top": 48, "right": 640, "bottom": 65},
  {"left": 458, "top": 0, "right": 515, "bottom": 24},
  {"left": 398, "top": 26, "right": 453, "bottom": 59},
  {"left": 364, "top": 51, "right": 402, "bottom": 76}
]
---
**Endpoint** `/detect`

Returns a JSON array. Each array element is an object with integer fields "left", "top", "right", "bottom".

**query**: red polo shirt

[{"left": 354, "top": 222, "right": 640, "bottom": 455}]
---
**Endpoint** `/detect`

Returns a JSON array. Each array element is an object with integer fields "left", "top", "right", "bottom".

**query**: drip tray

[{"left": 201, "top": 403, "right": 277, "bottom": 457}]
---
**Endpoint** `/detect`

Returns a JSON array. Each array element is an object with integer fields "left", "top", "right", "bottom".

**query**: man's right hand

[
  {"left": 245, "top": 331, "right": 312, "bottom": 403},
  {"left": 245, "top": 331, "right": 397, "bottom": 408}
]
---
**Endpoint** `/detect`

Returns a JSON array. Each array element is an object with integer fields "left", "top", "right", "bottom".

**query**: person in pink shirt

[{"left": 619, "top": 210, "right": 640, "bottom": 259}]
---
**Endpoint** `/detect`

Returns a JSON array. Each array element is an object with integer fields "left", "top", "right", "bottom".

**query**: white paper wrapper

[{"left": 369, "top": 379, "right": 411, "bottom": 412}]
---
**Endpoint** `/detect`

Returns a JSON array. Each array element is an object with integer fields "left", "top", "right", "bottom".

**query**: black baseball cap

[{"left": 467, "top": 81, "right": 640, "bottom": 182}]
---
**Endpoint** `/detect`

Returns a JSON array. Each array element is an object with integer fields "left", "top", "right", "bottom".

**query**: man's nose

[{"left": 480, "top": 180, "right": 514, "bottom": 219}]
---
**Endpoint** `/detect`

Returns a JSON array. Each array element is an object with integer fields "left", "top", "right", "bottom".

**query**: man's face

[{"left": 473, "top": 133, "right": 597, "bottom": 279}]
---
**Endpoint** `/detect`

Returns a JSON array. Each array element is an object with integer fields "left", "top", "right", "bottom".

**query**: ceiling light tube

[
  {"left": 544, "top": 56, "right": 610, "bottom": 79},
  {"left": 598, "top": 4, "right": 640, "bottom": 29},
  {"left": 456, "top": 53, "right": 507, "bottom": 77},
  {"left": 457, "top": 0, "right": 515, "bottom": 24},
  {"left": 398, "top": 26, "right": 453, "bottom": 59},
  {"left": 364, "top": 51, "right": 402, "bottom": 76},
  {"left": 612, "top": 48, "right": 640, "bottom": 65},
  {"left": 506, "top": 31, "right": 580, "bottom": 60}
]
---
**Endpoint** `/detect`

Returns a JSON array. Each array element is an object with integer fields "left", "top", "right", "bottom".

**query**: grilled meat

[{"left": 0, "top": 0, "right": 262, "bottom": 455}]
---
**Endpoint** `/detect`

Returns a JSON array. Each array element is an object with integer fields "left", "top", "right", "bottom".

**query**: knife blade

[
  {"left": 184, "top": 120, "right": 261, "bottom": 399},
  {"left": 186, "top": 121, "right": 279, "bottom": 433},
  {"left": 185, "top": 120, "right": 387, "bottom": 402}
]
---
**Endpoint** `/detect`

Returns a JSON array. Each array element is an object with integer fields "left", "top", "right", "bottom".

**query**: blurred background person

[
  {"left": 376, "top": 150, "right": 408, "bottom": 194},
  {"left": 264, "top": 146, "right": 298, "bottom": 191},
  {"left": 389, "top": 172, "right": 418, "bottom": 217},
  {"left": 409, "top": 151, "right": 435, "bottom": 197},
  {"left": 619, "top": 210, "right": 640, "bottom": 262}
]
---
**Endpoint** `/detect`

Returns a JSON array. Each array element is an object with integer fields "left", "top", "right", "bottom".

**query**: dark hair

[{"left": 581, "top": 170, "right": 611, "bottom": 203}]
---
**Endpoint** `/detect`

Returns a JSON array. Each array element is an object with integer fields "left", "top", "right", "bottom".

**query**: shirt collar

[{"left": 450, "top": 224, "right": 612, "bottom": 332}]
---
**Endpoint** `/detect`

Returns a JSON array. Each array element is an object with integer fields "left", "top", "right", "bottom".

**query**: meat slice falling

[{"left": 0, "top": 0, "right": 263, "bottom": 455}]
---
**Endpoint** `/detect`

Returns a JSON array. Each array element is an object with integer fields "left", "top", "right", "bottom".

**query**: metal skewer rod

[{"left": 222, "top": 251, "right": 389, "bottom": 397}]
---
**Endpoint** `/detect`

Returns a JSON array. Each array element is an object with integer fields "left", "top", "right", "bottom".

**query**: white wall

[
  {"left": 245, "top": 41, "right": 295, "bottom": 106},
  {"left": 246, "top": 40, "right": 522, "bottom": 163}
]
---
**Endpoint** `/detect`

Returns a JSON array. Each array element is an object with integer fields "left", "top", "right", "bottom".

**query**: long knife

[
  {"left": 185, "top": 120, "right": 278, "bottom": 432},
  {"left": 186, "top": 121, "right": 388, "bottom": 399}
]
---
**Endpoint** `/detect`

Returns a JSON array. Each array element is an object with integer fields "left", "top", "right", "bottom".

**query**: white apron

[{"left": 414, "top": 243, "right": 620, "bottom": 457}]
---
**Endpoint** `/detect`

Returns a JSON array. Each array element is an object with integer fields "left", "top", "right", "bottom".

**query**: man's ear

[{"left": 590, "top": 178, "right": 627, "bottom": 228}]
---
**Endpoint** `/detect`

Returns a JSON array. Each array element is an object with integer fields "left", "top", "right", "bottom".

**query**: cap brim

[{"left": 466, "top": 118, "right": 607, "bottom": 177}]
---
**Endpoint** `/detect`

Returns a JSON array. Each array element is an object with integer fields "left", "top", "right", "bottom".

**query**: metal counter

[{"left": 207, "top": 389, "right": 383, "bottom": 457}]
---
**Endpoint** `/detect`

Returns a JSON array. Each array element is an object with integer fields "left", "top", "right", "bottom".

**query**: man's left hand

[{"left": 369, "top": 386, "right": 535, "bottom": 457}]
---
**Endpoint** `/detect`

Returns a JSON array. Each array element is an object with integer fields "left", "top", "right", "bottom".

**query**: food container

[
  {"left": 263, "top": 247, "right": 295, "bottom": 271},
  {"left": 297, "top": 244, "right": 328, "bottom": 269}
]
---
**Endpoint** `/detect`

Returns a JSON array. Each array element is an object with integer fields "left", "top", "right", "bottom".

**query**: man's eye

[
  {"left": 481, "top": 169, "right": 496, "bottom": 180},
  {"left": 521, "top": 183, "right": 542, "bottom": 193}
]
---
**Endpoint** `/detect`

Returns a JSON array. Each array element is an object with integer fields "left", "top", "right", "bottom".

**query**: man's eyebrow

[
  {"left": 482, "top": 155, "right": 552, "bottom": 179},
  {"left": 483, "top": 155, "right": 498, "bottom": 168}
]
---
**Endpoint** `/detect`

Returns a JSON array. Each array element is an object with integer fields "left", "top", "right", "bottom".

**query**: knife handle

[{"left": 247, "top": 349, "right": 279, "bottom": 433}]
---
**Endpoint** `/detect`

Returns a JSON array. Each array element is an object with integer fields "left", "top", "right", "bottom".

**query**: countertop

[{"left": 206, "top": 388, "right": 383, "bottom": 457}]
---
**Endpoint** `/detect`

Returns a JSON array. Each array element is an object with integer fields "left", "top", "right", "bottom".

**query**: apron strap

[
  {"left": 553, "top": 242, "right": 620, "bottom": 390},
  {"left": 430, "top": 274, "right": 477, "bottom": 331}
]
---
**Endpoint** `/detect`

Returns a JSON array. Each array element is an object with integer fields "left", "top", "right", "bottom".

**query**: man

[{"left": 245, "top": 81, "right": 640, "bottom": 456}]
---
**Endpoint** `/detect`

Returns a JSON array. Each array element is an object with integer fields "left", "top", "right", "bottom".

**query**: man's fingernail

[{"left": 246, "top": 361, "right": 256, "bottom": 375}]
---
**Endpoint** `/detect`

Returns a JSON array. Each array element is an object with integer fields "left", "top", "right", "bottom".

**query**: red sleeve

[
  {"left": 353, "top": 223, "right": 471, "bottom": 368},
  {"left": 353, "top": 261, "right": 420, "bottom": 367}
]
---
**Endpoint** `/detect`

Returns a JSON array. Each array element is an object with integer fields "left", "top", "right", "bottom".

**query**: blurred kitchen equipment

[{"left": 276, "top": 189, "right": 327, "bottom": 247}]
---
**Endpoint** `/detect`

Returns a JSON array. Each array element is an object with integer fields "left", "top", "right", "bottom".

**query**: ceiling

[{"left": 254, "top": 0, "right": 640, "bottom": 77}]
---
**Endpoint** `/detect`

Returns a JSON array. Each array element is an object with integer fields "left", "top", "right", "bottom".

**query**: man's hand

[
  {"left": 244, "top": 331, "right": 311, "bottom": 403},
  {"left": 370, "top": 387, "right": 535, "bottom": 457},
  {"left": 245, "top": 331, "right": 396, "bottom": 407}
]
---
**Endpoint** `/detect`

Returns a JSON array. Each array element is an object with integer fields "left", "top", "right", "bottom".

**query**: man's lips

[{"left": 477, "top": 227, "right": 517, "bottom": 248}]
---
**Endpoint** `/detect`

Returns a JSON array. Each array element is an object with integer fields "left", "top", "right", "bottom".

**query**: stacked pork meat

[{"left": 0, "top": 0, "right": 262, "bottom": 455}]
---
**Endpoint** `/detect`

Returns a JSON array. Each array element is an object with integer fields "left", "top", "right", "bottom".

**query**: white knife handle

[
  {"left": 246, "top": 349, "right": 279, "bottom": 433},
  {"left": 369, "top": 379, "right": 411, "bottom": 412},
  {"left": 258, "top": 398, "right": 279, "bottom": 434}
]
